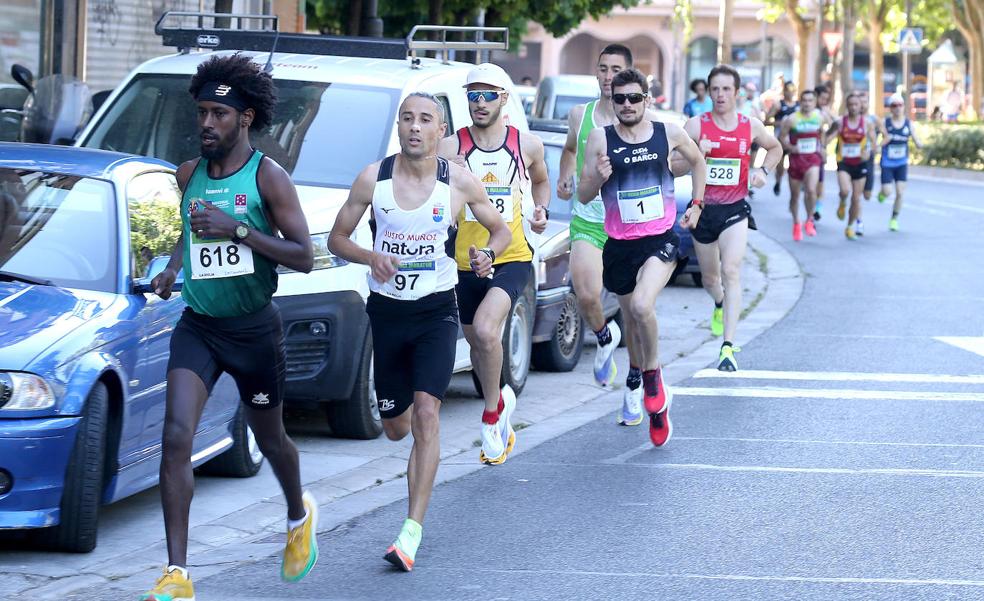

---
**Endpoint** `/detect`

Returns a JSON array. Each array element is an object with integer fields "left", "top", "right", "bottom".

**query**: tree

[
  {"left": 953, "top": 0, "right": 983, "bottom": 117},
  {"left": 761, "top": 0, "right": 816, "bottom": 91},
  {"left": 719, "top": 0, "right": 734, "bottom": 64},
  {"left": 866, "top": 0, "right": 893, "bottom": 115}
]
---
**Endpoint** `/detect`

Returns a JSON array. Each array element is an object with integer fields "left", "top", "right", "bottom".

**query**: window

[
  {"left": 82, "top": 75, "right": 400, "bottom": 189},
  {"left": 126, "top": 171, "right": 182, "bottom": 281}
]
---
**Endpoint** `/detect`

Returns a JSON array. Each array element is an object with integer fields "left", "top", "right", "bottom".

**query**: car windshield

[
  {"left": 81, "top": 74, "right": 398, "bottom": 188},
  {"left": 0, "top": 168, "right": 116, "bottom": 292}
]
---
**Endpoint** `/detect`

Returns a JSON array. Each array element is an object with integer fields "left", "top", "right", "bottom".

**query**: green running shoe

[
  {"left": 878, "top": 191, "right": 887, "bottom": 203},
  {"left": 710, "top": 306, "right": 724, "bottom": 337},
  {"left": 717, "top": 345, "right": 740, "bottom": 372},
  {"left": 889, "top": 217, "right": 899, "bottom": 231}
]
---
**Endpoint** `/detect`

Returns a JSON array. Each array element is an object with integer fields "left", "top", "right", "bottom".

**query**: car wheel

[
  {"left": 691, "top": 272, "right": 703, "bottom": 288},
  {"left": 473, "top": 286, "right": 533, "bottom": 397},
  {"left": 327, "top": 330, "right": 383, "bottom": 440},
  {"left": 199, "top": 407, "right": 264, "bottom": 478},
  {"left": 532, "top": 291, "right": 584, "bottom": 372},
  {"left": 39, "top": 382, "right": 108, "bottom": 553}
]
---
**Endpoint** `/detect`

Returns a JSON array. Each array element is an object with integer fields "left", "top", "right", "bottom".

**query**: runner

[
  {"left": 813, "top": 84, "right": 835, "bottom": 219},
  {"left": 142, "top": 54, "right": 318, "bottom": 600},
  {"left": 680, "top": 64, "right": 783, "bottom": 371},
  {"left": 684, "top": 78, "right": 713, "bottom": 117},
  {"left": 437, "top": 63, "right": 550, "bottom": 465},
  {"left": 579, "top": 68, "right": 707, "bottom": 445},
  {"left": 766, "top": 81, "right": 798, "bottom": 196},
  {"left": 557, "top": 43, "right": 664, "bottom": 422},
  {"left": 778, "top": 89, "right": 824, "bottom": 241},
  {"left": 878, "top": 94, "right": 923, "bottom": 231},
  {"left": 857, "top": 91, "right": 888, "bottom": 234},
  {"left": 329, "top": 92, "right": 511, "bottom": 571},
  {"left": 825, "top": 91, "right": 876, "bottom": 240}
]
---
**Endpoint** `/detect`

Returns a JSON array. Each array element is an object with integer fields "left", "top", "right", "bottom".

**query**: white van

[{"left": 76, "top": 13, "right": 532, "bottom": 440}]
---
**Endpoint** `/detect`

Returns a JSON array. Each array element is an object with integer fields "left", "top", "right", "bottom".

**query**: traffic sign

[{"left": 899, "top": 27, "right": 923, "bottom": 54}]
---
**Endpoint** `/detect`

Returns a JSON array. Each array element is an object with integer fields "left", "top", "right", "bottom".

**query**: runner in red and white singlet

[{"left": 674, "top": 64, "right": 782, "bottom": 372}]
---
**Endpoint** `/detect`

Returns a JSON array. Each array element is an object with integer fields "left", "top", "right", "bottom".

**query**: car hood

[{"left": 0, "top": 282, "right": 120, "bottom": 371}]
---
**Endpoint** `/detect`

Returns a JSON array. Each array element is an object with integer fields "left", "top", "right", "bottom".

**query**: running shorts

[
  {"left": 366, "top": 290, "right": 458, "bottom": 419},
  {"left": 692, "top": 200, "right": 757, "bottom": 244},
  {"left": 569, "top": 214, "right": 607, "bottom": 250},
  {"left": 602, "top": 230, "right": 680, "bottom": 296},
  {"left": 167, "top": 303, "right": 285, "bottom": 410},
  {"left": 837, "top": 161, "right": 868, "bottom": 181},
  {"left": 456, "top": 261, "right": 531, "bottom": 325},
  {"left": 788, "top": 153, "right": 823, "bottom": 181},
  {"left": 880, "top": 164, "right": 908, "bottom": 184}
]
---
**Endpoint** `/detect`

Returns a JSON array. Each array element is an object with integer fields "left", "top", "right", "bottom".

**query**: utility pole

[
  {"left": 903, "top": 0, "right": 912, "bottom": 113},
  {"left": 361, "top": 0, "right": 383, "bottom": 37}
]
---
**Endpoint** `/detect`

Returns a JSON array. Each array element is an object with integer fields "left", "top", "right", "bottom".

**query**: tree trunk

[
  {"left": 429, "top": 0, "right": 444, "bottom": 25},
  {"left": 839, "top": 0, "right": 857, "bottom": 112},
  {"left": 785, "top": 0, "right": 813, "bottom": 92},
  {"left": 969, "top": 0, "right": 984, "bottom": 117},
  {"left": 345, "top": 0, "right": 363, "bottom": 36},
  {"left": 953, "top": 8, "right": 981, "bottom": 118},
  {"left": 718, "top": 0, "right": 734, "bottom": 64},
  {"left": 868, "top": 19, "right": 885, "bottom": 116}
]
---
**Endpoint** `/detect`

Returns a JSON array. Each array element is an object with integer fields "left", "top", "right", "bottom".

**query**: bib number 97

[{"left": 394, "top": 273, "right": 419, "bottom": 291}]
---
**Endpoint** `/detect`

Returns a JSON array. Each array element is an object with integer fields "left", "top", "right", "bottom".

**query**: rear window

[
  {"left": 552, "top": 95, "right": 594, "bottom": 121},
  {"left": 81, "top": 74, "right": 399, "bottom": 189}
]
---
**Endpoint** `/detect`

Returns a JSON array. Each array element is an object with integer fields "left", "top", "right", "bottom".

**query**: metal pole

[{"left": 903, "top": 0, "right": 912, "bottom": 115}]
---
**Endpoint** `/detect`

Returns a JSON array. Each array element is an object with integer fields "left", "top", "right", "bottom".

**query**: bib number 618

[{"left": 199, "top": 244, "right": 241, "bottom": 268}]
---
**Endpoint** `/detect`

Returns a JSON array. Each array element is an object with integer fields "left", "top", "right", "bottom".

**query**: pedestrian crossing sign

[{"left": 899, "top": 27, "right": 923, "bottom": 54}]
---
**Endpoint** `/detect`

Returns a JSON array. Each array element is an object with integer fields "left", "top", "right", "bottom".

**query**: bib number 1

[{"left": 616, "top": 185, "right": 664, "bottom": 224}]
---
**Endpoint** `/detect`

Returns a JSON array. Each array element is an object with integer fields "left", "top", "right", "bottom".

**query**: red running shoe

[
  {"left": 643, "top": 368, "right": 668, "bottom": 414},
  {"left": 804, "top": 220, "right": 817, "bottom": 237},
  {"left": 792, "top": 223, "right": 803, "bottom": 241},
  {"left": 649, "top": 406, "right": 672, "bottom": 447}
]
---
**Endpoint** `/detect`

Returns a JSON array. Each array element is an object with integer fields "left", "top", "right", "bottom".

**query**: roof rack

[
  {"left": 407, "top": 26, "right": 509, "bottom": 66},
  {"left": 154, "top": 11, "right": 407, "bottom": 60}
]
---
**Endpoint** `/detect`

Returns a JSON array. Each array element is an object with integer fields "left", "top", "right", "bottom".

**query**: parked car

[
  {"left": 530, "top": 120, "right": 702, "bottom": 370},
  {"left": 0, "top": 143, "right": 260, "bottom": 552},
  {"left": 77, "top": 14, "right": 539, "bottom": 435},
  {"left": 531, "top": 75, "right": 598, "bottom": 121},
  {"left": 515, "top": 84, "right": 536, "bottom": 116}
]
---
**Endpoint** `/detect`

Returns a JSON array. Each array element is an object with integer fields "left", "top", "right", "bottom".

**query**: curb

[{"left": 907, "top": 165, "right": 984, "bottom": 185}]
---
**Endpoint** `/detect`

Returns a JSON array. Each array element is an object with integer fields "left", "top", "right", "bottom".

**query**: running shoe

[
  {"left": 717, "top": 345, "right": 740, "bottom": 372},
  {"left": 593, "top": 320, "right": 621, "bottom": 387},
  {"left": 384, "top": 543, "right": 415, "bottom": 572},
  {"left": 479, "top": 420, "right": 506, "bottom": 465},
  {"left": 792, "top": 223, "right": 802, "bottom": 242},
  {"left": 845, "top": 225, "right": 857, "bottom": 240},
  {"left": 140, "top": 566, "right": 194, "bottom": 601},
  {"left": 384, "top": 519, "right": 421, "bottom": 572},
  {"left": 878, "top": 191, "right": 887, "bottom": 203},
  {"left": 855, "top": 219, "right": 864, "bottom": 236},
  {"left": 643, "top": 368, "right": 669, "bottom": 415},
  {"left": 813, "top": 200, "right": 823, "bottom": 221},
  {"left": 773, "top": 180, "right": 781, "bottom": 196},
  {"left": 804, "top": 220, "right": 817, "bottom": 237},
  {"left": 499, "top": 385, "right": 517, "bottom": 457},
  {"left": 710, "top": 306, "right": 724, "bottom": 337},
  {"left": 889, "top": 217, "right": 899, "bottom": 231},
  {"left": 618, "top": 386, "right": 644, "bottom": 426},
  {"left": 282, "top": 491, "right": 319, "bottom": 582},
  {"left": 836, "top": 201, "right": 846, "bottom": 221},
  {"left": 648, "top": 397, "right": 673, "bottom": 447}
]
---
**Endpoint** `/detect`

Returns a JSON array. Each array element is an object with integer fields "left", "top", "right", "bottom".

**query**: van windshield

[{"left": 80, "top": 75, "right": 398, "bottom": 189}]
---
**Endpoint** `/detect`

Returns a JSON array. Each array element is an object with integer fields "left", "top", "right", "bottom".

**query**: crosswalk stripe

[
  {"left": 692, "top": 369, "right": 984, "bottom": 385},
  {"left": 674, "top": 386, "right": 981, "bottom": 403}
]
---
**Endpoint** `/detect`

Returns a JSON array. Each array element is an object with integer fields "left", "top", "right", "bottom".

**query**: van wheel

[
  {"left": 39, "top": 383, "right": 108, "bottom": 553},
  {"left": 200, "top": 408, "right": 264, "bottom": 478},
  {"left": 532, "top": 291, "right": 584, "bottom": 372},
  {"left": 328, "top": 332, "right": 382, "bottom": 439},
  {"left": 472, "top": 287, "right": 534, "bottom": 397}
]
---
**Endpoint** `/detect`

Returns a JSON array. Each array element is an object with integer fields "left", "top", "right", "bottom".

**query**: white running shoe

[
  {"left": 593, "top": 320, "right": 621, "bottom": 387},
  {"left": 618, "top": 386, "right": 644, "bottom": 426},
  {"left": 499, "top": 385, "right": 517, "bottom": 457},
  {"left": 479, "top": 420, "right": 505, "bottom": 465}
]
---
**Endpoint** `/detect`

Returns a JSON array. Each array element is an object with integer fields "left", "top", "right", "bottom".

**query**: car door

[{"left": 124, "top": 171, "right": 189, "bottom": 454}]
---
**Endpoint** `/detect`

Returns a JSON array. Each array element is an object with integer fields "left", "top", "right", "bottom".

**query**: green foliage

[
  {"left": 128, "top": 199, "right": 181, "bottom": 276},
  {"left": 913, "top": 122, "right": 984, "bottom": 169},
  {"left": 882, "top": 0, "right": 951, "bottom": 49}
]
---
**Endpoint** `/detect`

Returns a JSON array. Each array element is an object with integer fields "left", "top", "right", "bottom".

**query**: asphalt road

[{"left": 180, "top": 172, "right": 984, "bottom": 600}]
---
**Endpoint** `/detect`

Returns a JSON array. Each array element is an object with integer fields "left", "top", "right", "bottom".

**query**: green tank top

[
  {"left": 181, "top": 150, "right": 277, "bottom": 318},
  {"left": 573, "top": 100, "right": 606, "bottom": 223}
]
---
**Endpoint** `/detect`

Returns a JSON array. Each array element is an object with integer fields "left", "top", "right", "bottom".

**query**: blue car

[{"left": 0, "top": 143, "right": 261, "bottom": 552}]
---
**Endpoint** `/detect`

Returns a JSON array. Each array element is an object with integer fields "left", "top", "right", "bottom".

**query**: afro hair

[{"left": 189, "top": 53, "right": 277, "bottom": 131}]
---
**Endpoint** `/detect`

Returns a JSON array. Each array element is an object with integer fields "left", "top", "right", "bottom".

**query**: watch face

[{"left": 236, "top": 224, "right": 248, "bottom": 239}]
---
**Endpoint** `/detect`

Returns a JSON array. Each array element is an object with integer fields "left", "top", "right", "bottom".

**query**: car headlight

[
  {"left": 0, "top": 372, "right": 56, "bottom": 411},
  {"left": 537, "top": 230, "right": 571, "bottom": 286},
  {"left": 277, "top": 232, "right": 348, "bottom": 274}
]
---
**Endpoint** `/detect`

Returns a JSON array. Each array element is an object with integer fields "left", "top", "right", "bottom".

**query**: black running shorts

[
  {"left": 602, "top": 230, "right": 680, "bottom": 296},
  {"left": 456, "top": 261, "right": 532, "bottom": 325},
  {"left": 167, "top": 303, "right": 285, "bottom": 410},
  {"left": 837, "top": 161, "right": 868, "bottom": 181},
  {"left": 366, "top": 290, "right": 459, "bottom": 419},
  {"left": 692, "top": 200, "right": 757, "bottom": 244}
]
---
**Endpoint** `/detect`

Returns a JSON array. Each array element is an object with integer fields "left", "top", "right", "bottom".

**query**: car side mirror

[
  {"left": 11, "top": 64, "right": 34, "bottom": 95},
  {"left": 132, "top": 280, "right": 183, "bottom": 295}
]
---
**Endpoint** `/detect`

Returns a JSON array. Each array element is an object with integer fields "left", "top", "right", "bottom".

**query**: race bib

[
  {"left": 381, "top": 260, "right": 437, "bottom": 301},
  {"left": 886, "top": 144, "right": 907, "bottom": 160},
  {"left": 465, "top": 186, "right": 514, "bottom": 222},
  {"left": 842, "top": 143, "right": 862, "bottom": 159},
  {"left": 706, "top": 158, "right": 741, "bottom": 186},
  {"left": 796, "top": 137, "right": 818, "bottom": 154},
  {"left": 190, "top": 239, "right": 254, "bottom": 280},
  {"left": 617, "top": 185, "right": 664, "bottom": 224}
]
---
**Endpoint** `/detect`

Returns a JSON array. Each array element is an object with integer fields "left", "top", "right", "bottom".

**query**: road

[{"left": 10, "top": 169, "right": 984, "bottom": 600}]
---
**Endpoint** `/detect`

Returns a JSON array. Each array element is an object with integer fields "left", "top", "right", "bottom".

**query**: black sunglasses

[{"left": 613, "top": 93, "right": 646, "bottom": 105}]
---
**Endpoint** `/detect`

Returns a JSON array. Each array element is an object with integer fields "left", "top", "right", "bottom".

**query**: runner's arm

[
  {"left": 752, "top": 118, "right": 783, "bottom": 172},
  {"left": 823, "top": 119, "right": 840, "bottom": 147},
  {"left": 670, "top": 116, "right": 701, "bottom": 177},
  {"left": 522, "top": 132, "right": 551, "bottom": 212},
  {"left": 666, "top": 122, "right": 707, "bottom": 205},
  {"left": 557, "top": 105, "right": 584, "bottom": 200},
  {"left": 911, "top": 126, "right": 924, "bottom": 150},
  {"left": 577, "top": 128, "right": 608, "bottom": 204},
  {"left": 329, "top": 163, "right": 377, "bottom": 268},
  {"left": 457, "top": 163, "right": 511, "bottom": 260}
]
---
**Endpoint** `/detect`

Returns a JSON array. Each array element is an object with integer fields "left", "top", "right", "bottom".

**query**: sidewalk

[{"left": 3, "top": 230, "right": 803, "bottom": 600}]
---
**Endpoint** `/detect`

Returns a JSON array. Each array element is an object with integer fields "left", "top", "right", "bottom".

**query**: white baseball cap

[{"left": 464, "top": 63, "right": 514, "bottom": 91}]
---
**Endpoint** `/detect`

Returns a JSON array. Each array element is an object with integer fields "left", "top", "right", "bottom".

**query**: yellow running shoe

[
  {"left": 282, "top": 491, "right": 319, "bottom": 582},
  {"left": 710, "top": 306, "right": 724, "bottom": 337},
  {"left": 845, "top": 226, "right": 857, "bottom": 240},
  {"left": 717, "top": 344, "right": 740, "bottom": 372},
  {"left": 836, "top": 201, "right": 846, "bottom": 221},
  {"left": 139, "top": 566, "right": 194, "bottom": 601},
  {"left": 889, "top": 217, "right": 899, "bottom": 231}
]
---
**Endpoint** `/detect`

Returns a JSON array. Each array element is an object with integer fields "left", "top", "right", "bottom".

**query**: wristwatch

[
  {"left": 479, "top": 247, "right": 496, "bottom": 262},
  {"left": 232, "top": 223, "right": 250, "bottom": 244},
  {"left": 542, "top": 206, "right": 551, "bottom": 220}
]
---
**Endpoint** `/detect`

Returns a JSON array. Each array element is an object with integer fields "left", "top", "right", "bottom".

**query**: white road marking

[
  {"left": 674, "top": 436, "right": 984, "bottom": 450},
  {"left": 693, "top": 369, "right": 984, "bottom": 385},
  {"left": 427, "top": 566, "right": 984, "bottom": 588},
  {"left": 936, "top": 336, "right": 984, "bottom": 360},
  {"left": 619, "top": 462, "right": 984, "bottom": 479},
  {"left": 924, "top": 198, "right": 984, "bottom": 215},
  {"left": 906, "top": 204, "right": 949, "bottom": 217},
  {"left": 674, "top": 386, "right": 982, "bottom": 403}
]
